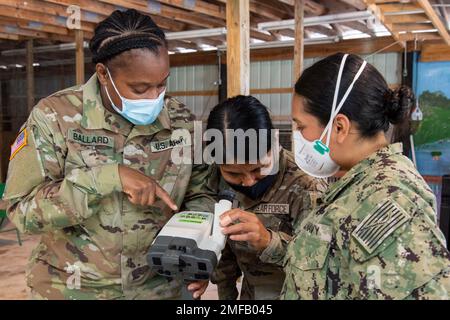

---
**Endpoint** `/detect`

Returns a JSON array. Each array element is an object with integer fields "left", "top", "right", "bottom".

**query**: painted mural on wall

[{"left": 414, "top": 59, "right": 450, "bottom": 177}]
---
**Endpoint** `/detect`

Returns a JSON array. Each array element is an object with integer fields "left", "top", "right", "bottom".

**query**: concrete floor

[{"left": 0, "top": 224, "right": 34, "bottom": 300}]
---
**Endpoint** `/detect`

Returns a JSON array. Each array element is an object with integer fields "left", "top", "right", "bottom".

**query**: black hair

[
  {"left": 294, "top": 52, "right": 414, "bottom": 137},
  {"left": 206, "top": 95, "right": 274, "bottom": 163},
  {"left": 89, "top": 9, "right": 167, "bottom": 64}
]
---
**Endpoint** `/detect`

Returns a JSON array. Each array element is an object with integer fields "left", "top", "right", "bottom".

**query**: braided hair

[{"left": 89, "top": 9, "right": 168, "bottom": 64}]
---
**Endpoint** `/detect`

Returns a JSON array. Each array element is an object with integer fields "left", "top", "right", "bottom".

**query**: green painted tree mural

[{"left": 415, "top": 90, "right": 450, "bottom": 146}]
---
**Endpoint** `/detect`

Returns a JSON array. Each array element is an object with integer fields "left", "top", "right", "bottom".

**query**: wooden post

[
  {"left": 226, "top": 0, "right": 250, "bottom": 98},
  {"left": 26, "top": 39, "right": 34, "bottom": 113},
  {"left": 75, "top": 29, "right": 85, "bottom": 85},
  {"left": 293, "top": 0, "right": 305, "bottom": 84}
]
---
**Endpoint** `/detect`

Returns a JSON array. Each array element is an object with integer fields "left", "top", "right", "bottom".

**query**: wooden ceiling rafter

[
  {"left": 365, "top": 0, "right": 450, "bottom": 46},
  {"left": 0, "top": 0, "right": 448, "bottom": 62}
]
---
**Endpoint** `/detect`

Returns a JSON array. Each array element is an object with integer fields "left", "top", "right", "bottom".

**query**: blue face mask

[{"left": 104, "top": 68, "right": 166, "bottom": 126}]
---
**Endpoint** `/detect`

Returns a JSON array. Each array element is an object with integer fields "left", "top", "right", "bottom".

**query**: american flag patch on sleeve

[
  {"left": 10, "top": 128, "right": 28, "bottom": 160},
  {"left": 352, "top": 199, "right": 410, "bottom": 254}
]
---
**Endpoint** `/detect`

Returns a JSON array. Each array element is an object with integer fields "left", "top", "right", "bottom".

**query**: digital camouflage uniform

[
  {"left": 209, "top": 149, "right": 327, "bottom": 300},
  {"left": 3, "top": 74, "right": 214, "bottom": 300},
  {"left": 282, "top": 143, "right": 450, "bottom": 300}
]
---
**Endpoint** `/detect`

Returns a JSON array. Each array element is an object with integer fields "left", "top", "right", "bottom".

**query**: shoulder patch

[
  {"left": 10, "top": 128, "right": 27, "bottom": 160},
  {"left": 352, "top": 199, "right": 410, "bottom": 254}
]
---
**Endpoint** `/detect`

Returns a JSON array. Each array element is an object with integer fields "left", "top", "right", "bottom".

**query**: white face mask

[{"left": 293, "top": 54, "right": 367, "bottom": 178}]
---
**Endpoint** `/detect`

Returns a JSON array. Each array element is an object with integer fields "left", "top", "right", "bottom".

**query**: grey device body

[{"left": 147, "top": 191, "right": 235, "bottom": 282}]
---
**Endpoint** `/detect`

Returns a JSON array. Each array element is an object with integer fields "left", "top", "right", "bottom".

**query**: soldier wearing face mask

[
  {"left": 3, "top": 9, "right": 214, "bottom": 300},
  {"left": 283, "top": 53, "right": 450, "bottom": 300},
  {"left": 188, "top": 96, "right": 327, "bottom": 300}
]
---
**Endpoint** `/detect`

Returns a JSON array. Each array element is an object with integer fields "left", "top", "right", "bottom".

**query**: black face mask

[{"left": 228, "top": 174, "right": 277, "bottom": 200}]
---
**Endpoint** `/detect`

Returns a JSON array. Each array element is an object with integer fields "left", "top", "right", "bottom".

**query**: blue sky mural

[
  {"left": 416, "top": 60, "right": 450, "bottom": 98},
  {"left": 413, "top": 57, "right": 450, "bottom": 178}
]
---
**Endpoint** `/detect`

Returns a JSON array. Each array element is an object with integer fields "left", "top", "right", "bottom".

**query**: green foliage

[{"left": 414, "top": 91, "right": 450, "bottom": 146}]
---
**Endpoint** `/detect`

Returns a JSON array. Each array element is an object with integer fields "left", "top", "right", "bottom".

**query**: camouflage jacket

[
  {"left": 282, "top": 143, "right": 450, "bottom": 300},
  {"left": 209, "top": 149, "right": 327, "bottom": 300},
  {"left": 3, "top": 74, "right": 214, "bottom": 300}
]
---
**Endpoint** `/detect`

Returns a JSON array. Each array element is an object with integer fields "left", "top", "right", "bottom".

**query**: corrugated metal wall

[
  {"left": 0, "top": 52, "right": 401, "bottom": 130},
  {"left": 167, "top": 64, "right": 219, "bottom": 120},
  {"left": 0, "top": 69, "right": 81, "bottom": 133},
  {"left": 251, "top": 52, "right": 402, "bottom": 122},
  {"left": 167, "top": 52, "right": 402, "bottom": 124}
]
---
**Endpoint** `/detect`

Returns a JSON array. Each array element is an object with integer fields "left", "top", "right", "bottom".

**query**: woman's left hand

[{"left": 220, "top": 209, "right": 271, "bottom": 251}]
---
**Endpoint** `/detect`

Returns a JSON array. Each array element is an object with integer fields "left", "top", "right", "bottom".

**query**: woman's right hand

[
  {"left": 220, "top": 209, "right": 271, "bottom": 252},
  {"left": 118, "top": 164, "right": 178, "bottom": 210}
]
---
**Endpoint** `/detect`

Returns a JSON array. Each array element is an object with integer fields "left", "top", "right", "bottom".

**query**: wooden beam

[
  {"left": 168, "top": 90, "right": 217, "bottom": 97},
  {"left": 0, "top": 25, "right": 46, "bottom": 39},
  {"left": 272, "top": 28, "right": 296, "bottom": 39},
  {"left": 0, "top": 23, "right": 73, "bottom": 42},
  {"left": 98, "top": 0, "right": 223, "bottom": 29},
  {"left": 278, "top": 0, "right": 327, "bottom": 16},
  {"left": 156, "top": 0, "right": 225, "bottom": 19},
  {"left": 249, "top": 1, "right": 289, "bottom": 20},
  {"left": 168, "top": 40, "right": 200, "bottom": 51},
  {"left": 379, "top": 3, "right": 423, "bottom": 14},
  {"left": 340, "top": 0, "right": 366, "bottom": 11},
  {"left": 0, "top": 4, "right": 95, "bottom": 33},
  {"left": 0, "top": 32, "right": 21, "bottom": 41},
  {"left": 251, "top": 88, "right": 293, "bottom": 94},
  {"left": 366, "top": 1, "right": 405, "bottom": 47},
  {"left": 341, "top": 21, "right": 376, "bottom": 37},
  {"left": 304, "top": 36, "right": 404, "bottom": 58},
  {"left": 4, "top": 0, "right": 99, "bottom": 24},
  {"left": 250, "top": 29, "right": 277, "bottom": 42},
  {"left": 144, "top": 37, "right": 424, "bottom": 67},
  {"left": 371, "top": 0, "right": 405, "bottom": 3},
  {"left": 75, "top": 29, "right": 84, "bottom": 85},
  {"left": 420, "top": 42, "right": 450, "bottom": 62},
  {"left": 438, "top": 0, "right": 450, "bottom": 30},
  {"left": 45, "top": 0, "right": 187, "bottom": 31},
  {"left": 417, "top": 0, "right": 450, "bottom": 46},
  {"left": 214, "top": 0, "right": 283, "bottom": 41},
  {"left": 398, "top": 31, "right": 442, "bottom": 42},
  {"left": 331, "top": 23, "right": 345, "bottom": 39},
  {"left": 306, "top": 25, "right": 337, "bottom": 37},
  {"left": 226, "top": 0, "right": 250, "bottom": 97},
  {"left": 169, "top": 50, "right": 219, "bottom": 67},
  {"left": 293, "top": 0, "right": 305, "bottom": 83},
  {"left": 383, "top": 13, "right": 430, "bottom": 24},
  {"left": 0, "top": 0, "right": 190, "bottom": 42},
  {"left": 0, "top": 16, "right": 70, "bottom": 36},
  {"left": 391, "top": 23, "right": 435, "bottom": 32},
  {"left": 189, "top": 37, "right": 225, "bottom": 48},
  {"left": 26, "top": 39, "right": 34, "bottom": 113}
]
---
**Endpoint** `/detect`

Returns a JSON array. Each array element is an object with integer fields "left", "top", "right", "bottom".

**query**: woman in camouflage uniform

[
  {"left": 190, "top": 96, "right": 327, "bottom": 299},
  {"left": 283, "top": 53, "right": 450, "bottom": 299},
  {"left": 3, "top": 9, "right": 214, "bottom": 300}
]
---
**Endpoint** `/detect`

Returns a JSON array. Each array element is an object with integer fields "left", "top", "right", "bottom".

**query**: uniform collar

[
  {"left": 323, "top": 143, "right": 404, "bottom": 203},
  {"left": 219, "top": 147, "right": 288, "bottom": 210},
  {"left": 81, "top": 73, "right": 171, "bottom": 137}
]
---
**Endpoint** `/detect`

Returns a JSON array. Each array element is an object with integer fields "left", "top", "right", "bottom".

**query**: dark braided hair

[
  {"left": 206, "top": 95, "right": 274, "bottom": 163},
  {"left": 89, "top": 9, "right": 168, "bottom": 64}
]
